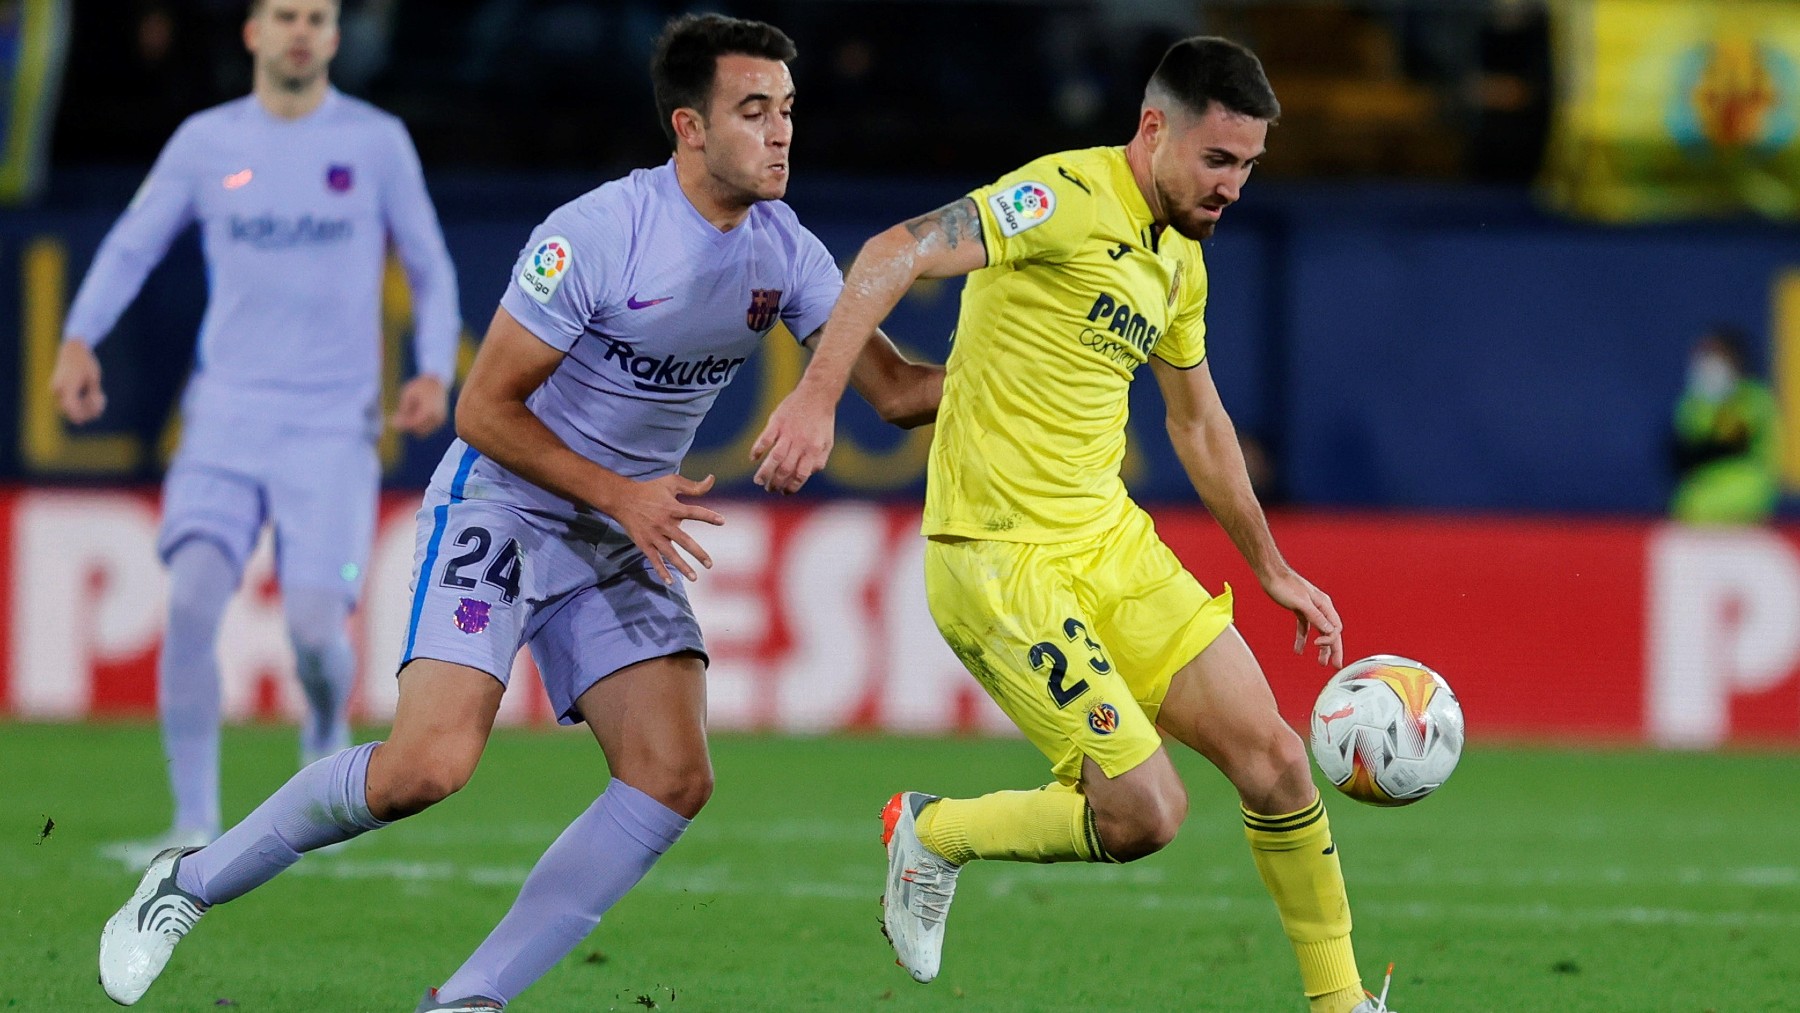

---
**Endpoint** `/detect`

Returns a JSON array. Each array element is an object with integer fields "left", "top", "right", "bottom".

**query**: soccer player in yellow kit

[{"left": 752, "top": 37, "right": 1390, "bottom": 1013}]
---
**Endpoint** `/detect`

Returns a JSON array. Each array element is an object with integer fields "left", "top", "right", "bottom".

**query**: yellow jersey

[{"left": 922, "top": 146, "right": 1209, "bottom": 544}]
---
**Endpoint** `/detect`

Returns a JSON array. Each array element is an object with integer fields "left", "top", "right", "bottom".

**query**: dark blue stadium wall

[{"left": 3, "top": 178, "right": 1795, "bottom": 513}]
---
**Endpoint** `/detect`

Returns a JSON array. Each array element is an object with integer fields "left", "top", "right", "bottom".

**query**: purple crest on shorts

[
  {"left": 326, "top": 164, "right": 354, "bottom": 193},
  {"left": 453, "top": 597, "right": 491, "bottom": 634},
  {"left": 746, "top": 288, "right": 782, "bottom": 332}
]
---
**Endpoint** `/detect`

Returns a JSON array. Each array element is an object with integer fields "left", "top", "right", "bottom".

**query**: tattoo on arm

[{"left": 903, "top": 197, "right": 982, "bottom": 251}]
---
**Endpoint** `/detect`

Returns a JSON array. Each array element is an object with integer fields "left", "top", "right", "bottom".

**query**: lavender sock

[
  {"left": 159, "top": 540, "right": 238, "bottom": 837},
  {"left": 285, "top": 588, "right": 356, "bottom": 762},
  {"left": 176, "top": 741, "right": 387, "bottom": 904},
  {"left": 435, "top": 780, "right": 691, "bottom": 1004}
]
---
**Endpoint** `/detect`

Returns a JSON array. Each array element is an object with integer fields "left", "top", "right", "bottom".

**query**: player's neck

[
  {"left": 1122, "top": 137, "right": 1167, "bottom": 225},
  {"left": 674, "top": 155, "right": 754, "bottom": 232},
  {"left": 253, "top": 75, "right": 331, "bottom": 121}
]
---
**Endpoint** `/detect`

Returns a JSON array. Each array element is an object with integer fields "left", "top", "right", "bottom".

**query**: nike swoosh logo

[{"left": 626, "top": 295, "right": 672, "bottom": 309}]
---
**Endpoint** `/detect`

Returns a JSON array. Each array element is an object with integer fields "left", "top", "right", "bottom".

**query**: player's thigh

[
  {"left": 573, "top": 652, "right": 712, "bottom": 817},
  {"left": 924, "top": 536, "right": 1159, "bottom": 785},
  {"left": 535, "top": 570, "right": 712, "bottom": 814},
  {"left": 266, "top": 431, "right": 380, "bottom": 601},
  {"left": 1085, "top": 506, "right": 1234, "bottom": 724},
  {"left": 1157, "top": 626, "right": 1311, "bottom": 811},
  {"left": 367, "top": 657, "right": 505, "bottom": 817},
  {"left": 157, "top": 442, "right": 266, "bottom": 575}
]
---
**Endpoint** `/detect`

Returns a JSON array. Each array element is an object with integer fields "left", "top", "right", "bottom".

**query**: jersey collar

[{"left": 1104, "top": 146, "right": 1159, "bottom": 245}]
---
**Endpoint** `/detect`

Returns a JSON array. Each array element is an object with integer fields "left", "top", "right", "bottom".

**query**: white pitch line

[{"left": 270, "top": 857, "right": 1800, "bottom": 930}]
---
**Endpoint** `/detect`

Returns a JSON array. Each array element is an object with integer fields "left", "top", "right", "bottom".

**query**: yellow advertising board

[{"left": 1545, "top": 0, "right": 1800, "bottom": 220}]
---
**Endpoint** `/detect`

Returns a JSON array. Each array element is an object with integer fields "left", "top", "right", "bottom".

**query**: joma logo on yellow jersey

[{"left": 1085, "top": 293, "right": 1160, "bottom": 356}]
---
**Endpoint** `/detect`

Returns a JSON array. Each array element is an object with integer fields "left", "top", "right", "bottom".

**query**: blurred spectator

[{"left": 1670, "top": 326, "right": 1781, "bottom": 525}]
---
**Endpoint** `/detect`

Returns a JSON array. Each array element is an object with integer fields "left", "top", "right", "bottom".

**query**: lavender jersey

[
  {"left": 429, "top": 161, "right": 842, "bottom": 522},
  {"left": 64, "top": 89, "right": 460, "bottom": 435}
]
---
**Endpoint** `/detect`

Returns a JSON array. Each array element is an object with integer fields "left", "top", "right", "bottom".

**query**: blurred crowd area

[{"left": 59, "top": 0, "right": 1550, "bottom": 182}]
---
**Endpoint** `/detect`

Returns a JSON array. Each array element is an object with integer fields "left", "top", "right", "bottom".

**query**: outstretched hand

[
  {"left": 1261, "top": 567, "right": 1344, "bottom": 669},
  {"left": 751, "top": 389, "right": 836, "bottom": 494},
  {"left": 50, "top": 341, "right": 106, "bottom": 424},
  {"left": 390, "top": 376, "right": 450, "bottom": 437},
  {"left": 608, "top": 473, "right": 725, "bottom": 585}
]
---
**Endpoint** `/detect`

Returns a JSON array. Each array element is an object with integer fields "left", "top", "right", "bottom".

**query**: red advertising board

[{"left": 2, "top": 488, "right": 1797, "bottom": 747}]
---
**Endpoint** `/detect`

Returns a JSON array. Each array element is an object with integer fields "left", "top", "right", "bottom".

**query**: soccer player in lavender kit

[
  {"left": 97, "top": 13, "right": 942, "bottom": 1010},
  {"left": 52, "top": 0, "right": 459, "bottom": 854}
]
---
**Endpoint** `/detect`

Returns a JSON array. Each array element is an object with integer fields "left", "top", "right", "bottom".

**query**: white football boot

[
  {"left": 414, "top": 987, "right": 505, "bottom": 1011},
  {"left": 879, "top": 791, "right": 962, "bottom": 983},
  {"left": 1348, "top": 962, "right": 1398, "bottom": 1012},
  {"left": 98, "top": 846, "right": 209, "bottom": 1005}
]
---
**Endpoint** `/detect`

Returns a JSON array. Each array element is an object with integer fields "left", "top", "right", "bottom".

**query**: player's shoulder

[
  {"left": 312, "top": 89, "right": 395, "bottom": 124},
  {"left": 551, "top": 166, "right": 655, "bottom": 234},
  {"left": 171, "top": 96, "right": 258, "bottom": 140}
]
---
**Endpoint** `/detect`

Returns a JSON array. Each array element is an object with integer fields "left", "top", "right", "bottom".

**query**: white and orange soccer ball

[{"left": 1309, "top": 655, "right": 1464, "bottom": 807}]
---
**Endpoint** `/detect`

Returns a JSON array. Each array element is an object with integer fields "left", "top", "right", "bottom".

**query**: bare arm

[
  {"left": 459, "top": 306, "right": 723, "bottom": 584},
  {"left": 750, "top": 199, "right": 986, "bottom": 490},
  {"left": 1151, "top": 356, "right": 1344, "bottom": 667},
  {"left": 811, "top": 327, "right": 944, "bottom": 430}
]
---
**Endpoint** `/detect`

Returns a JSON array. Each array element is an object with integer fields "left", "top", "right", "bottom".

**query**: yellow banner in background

[{"left": 1544, "top": 0, "right": 1800, "bottom": 221}]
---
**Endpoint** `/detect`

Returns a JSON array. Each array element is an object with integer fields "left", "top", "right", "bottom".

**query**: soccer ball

[{"left": 1309, "top": 655, "right": 1464, "bottom": 807}]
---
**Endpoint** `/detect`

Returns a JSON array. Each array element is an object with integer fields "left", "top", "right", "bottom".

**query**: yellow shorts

[{"left": 924, "top": 505, "right": 1233, "bottom": 784}]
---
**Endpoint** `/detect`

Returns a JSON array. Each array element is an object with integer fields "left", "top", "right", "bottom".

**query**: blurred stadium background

[{"left": 5, "top": 0, "right": 1800, "bottom": 1009}]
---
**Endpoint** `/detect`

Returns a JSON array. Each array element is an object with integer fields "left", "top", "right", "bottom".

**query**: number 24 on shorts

[
  {"left": 1029, "top": 618, "right": 1112, "bottom": 708},
  {"left": 439, "top": 525, "right": 523, "bottom": 604}
]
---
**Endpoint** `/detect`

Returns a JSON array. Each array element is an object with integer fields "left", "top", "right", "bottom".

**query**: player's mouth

[{"left": 1197, "top": 203, "right": 1225, "bottom": 220}]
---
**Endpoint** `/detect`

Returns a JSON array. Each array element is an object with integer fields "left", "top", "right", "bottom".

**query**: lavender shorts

[
  {"left": 159, "top": 419, "right": 378, "bottom": 602},
  {"left": 399, "top": 487, "right": 706, "bottom": 725}
]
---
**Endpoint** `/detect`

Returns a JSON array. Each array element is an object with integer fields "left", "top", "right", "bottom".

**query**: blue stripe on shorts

[{"left": 402, "top": 446, "right": 480, "bottom": 660}]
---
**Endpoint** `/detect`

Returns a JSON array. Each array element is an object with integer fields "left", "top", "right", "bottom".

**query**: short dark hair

[
  {"left": 1704, "top": 324, "right": 1754, "bottom": 372},
  {"left": 248, "top": 0, "right": 340, "bottom": 16},
  {"left": 651, "top": 14, "right": 798, "bottom": 148},
  {"left": 1147, "top": 36, "right": 1280, "bottom": 121}
]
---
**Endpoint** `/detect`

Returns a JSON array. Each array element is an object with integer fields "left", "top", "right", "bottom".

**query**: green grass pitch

[{"left": 2, "top": 723, "right": 1792, "bottom": 1011}]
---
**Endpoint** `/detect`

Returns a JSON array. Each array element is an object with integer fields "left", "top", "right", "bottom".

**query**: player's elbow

[{"left": 874, "top": 364, "right": 944, "bottom": 429}]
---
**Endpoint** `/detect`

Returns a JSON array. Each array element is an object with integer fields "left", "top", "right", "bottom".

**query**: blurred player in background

[
  {"left": 754, "top": 36, "right": 1393, "bottom": 1013},
  {"left": 97, "top": 13, "right": 941, "bottom": 1010},
  {"left": 1670, "top": 324, "right": 1781, "bottom": 525},
  {"left": 50, "top": 0, "right": 458, "bottom": 856}
]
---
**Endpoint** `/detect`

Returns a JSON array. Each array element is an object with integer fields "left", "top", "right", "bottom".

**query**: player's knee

[
  {"left": 284, "top": 594, "right": 351, "bottom": 659},
  {"left": 1095, "top": 788, "right": 1187, "bottom": 862},
  {"left": 1233, "top": 725, "right": 1314, "bottom": 814},
  {"left": 626, "top": 759, "right": 714, "bottom": 819},
  {"left": 367, "top": 747, "right": 476, "bottom": 819}
]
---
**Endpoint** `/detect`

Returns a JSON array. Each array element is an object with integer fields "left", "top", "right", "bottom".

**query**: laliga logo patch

[
  {"left": 987, "top": 181, "right": 1055, "bottom": 238},
  {"left": 518, "top": 235, "right": 572, "bottom": 305},
  {"left": 1087, "top": 702, "right": 1120, "bottom": 735},
  {"left": 453, "top": 597, "right": 492, "bottom": 635}
]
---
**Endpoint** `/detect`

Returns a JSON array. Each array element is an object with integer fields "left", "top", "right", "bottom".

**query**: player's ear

[
  {"left": 242, "top": 14, "right": 258, "bottom": 55},
  {"left": 1138, "top": 105, "right": 1167, "bottom": 151},
  {"left": 671, "top": 107, "right": 707, "bottom": 150}
]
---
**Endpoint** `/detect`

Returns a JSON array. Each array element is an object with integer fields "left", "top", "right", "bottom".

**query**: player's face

[
  {"left": 245, "top": 0, "right": 339, "bottom": 90},
  {"left": 1150, "top": 103, "right": 1267, "bottom": 240},
  {"left": 699, "top": 55, "right": 795, "bottom": 203}
]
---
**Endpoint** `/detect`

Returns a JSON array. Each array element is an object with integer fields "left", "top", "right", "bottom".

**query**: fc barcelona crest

[{"left": 746, "top": 289, "right": 783, "bottom": 332}]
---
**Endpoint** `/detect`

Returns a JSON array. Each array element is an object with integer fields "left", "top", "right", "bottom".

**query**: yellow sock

[
  {"left": 1242, "top": 794, "right": 1364, "bottom": 1013},
  {"left": 915, "top": 786, "right": 1112, "bottom": 865}
]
